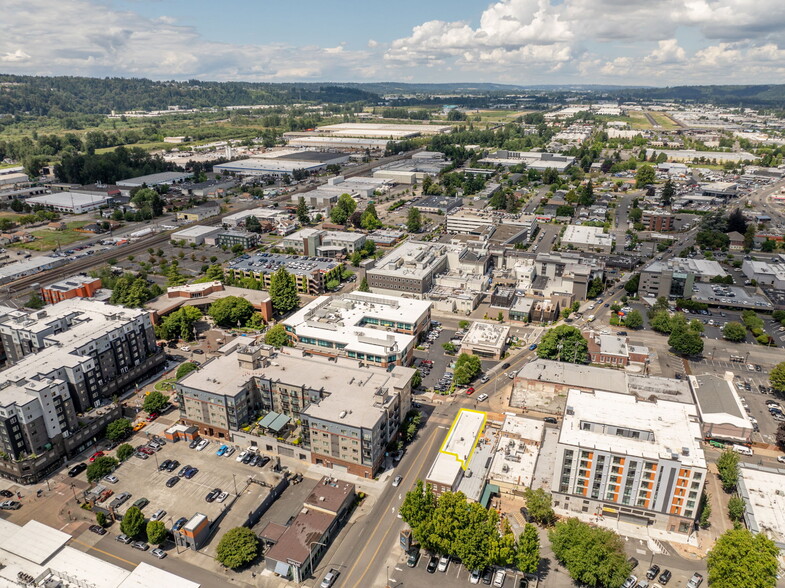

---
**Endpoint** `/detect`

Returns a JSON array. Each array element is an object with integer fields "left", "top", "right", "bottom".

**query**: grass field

[
  {"left": 473, "top": 109, "right": 533, "bottom": 122},
  {"left": 649, "top": 112, "right": 680, "bottom": 130},
  {"left": 12, "top": 221, "right": 92, "bottom": 251},
  {"left": 0, "top": 212, "right": 23, "bottom": 221}
]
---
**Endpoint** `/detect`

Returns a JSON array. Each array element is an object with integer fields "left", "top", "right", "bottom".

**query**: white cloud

[
  {"left": 367, "top": 39, "right": 379, "bottom": 48},
  {"left": 644, "top": 40, "right": 687, "bottom": 65},
  {"left": 1, "top": 49, "right": 30, "bottom": 62}
]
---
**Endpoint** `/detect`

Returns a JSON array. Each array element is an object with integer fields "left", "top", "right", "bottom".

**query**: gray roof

[{"left": 690, "top": 374, "right": 742, "bottom": 418}]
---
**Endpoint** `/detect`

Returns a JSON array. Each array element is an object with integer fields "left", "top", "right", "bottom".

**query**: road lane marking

[{"left": 69, "top": 537, "right": 137, "bottom": 567}]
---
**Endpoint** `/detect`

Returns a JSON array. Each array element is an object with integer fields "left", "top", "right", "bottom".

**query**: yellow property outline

[{"left": 438, "top": 409, "right": 487, "bottom": 471}]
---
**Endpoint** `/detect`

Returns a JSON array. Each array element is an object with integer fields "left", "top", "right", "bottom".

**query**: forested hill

[
  {"left": 0, "top": 75, "right": 379, "bottom": 116},
  {"left": 611, "top": 84, "right": 785, "bottom": 107}
]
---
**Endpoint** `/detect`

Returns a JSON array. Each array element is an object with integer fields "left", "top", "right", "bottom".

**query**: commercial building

[
  {"left": 367, "top": 240, "right": 490, "bottom": 298},
  {"left": 0, "top": 519, "right": 200, "bottom": 588},
  {"left": 175, "top": 202, "right": 221, "bottom": 222},
  {"left": 282, "top": 228, "right": 366, "bottom": 257},
  {"left": 736, "top": 464, "right": 785, "bottom": 550},
  {"left": 262, "top": 477, "right": 356, "bottom": 582},
  {"left": 426, "top": 409, "right": 487, "bottom": 496},
  {"left": 146, "top": 281, "right": 273, "bottom": 324},
  {"left": 488, "top": 415, "right": 545, "bottom": 495},
  {"left": 171, "top": 225, "right": 222, "bottom": 245},
  {"left": 742, "top": 259, "right": 785, "bottom": 290},
  {"left": 445, "top": 210, "right": 537, "bottom": 238},
  {"left": 372, "top": 155, "right": 451, "bottom": 185},
  {"left": 213, "top": 151, "right": 349, "bottom": 177},
  {"left": 552, "top": 389, "right": 707, "bottom": 536},
  {"left": 175, "top": 343, "right": 415, "bottom": 477},
  {"left": 414, "top": 195, "right": 463, "bottom": 215},
  {"left": 227, "top": 252, "right": 342, "bottom": 295},
  {"left": 641, "top": 210, "right": 675, "bottom": 232},
  {"left": 688, "top": 373, "right": 753, "bottom": 443},
  {"left": 285, "top": 135, "right": 391, "bottom": 152},
  {"left": 283, "top": 292, "right": 431, "bottom": 367},
  {"left": 561, "top": 225, "right": 613, "bottom": 254},
  {"left": 645, "top": 149, "right": 757, "bottom": 164},
  {"left": 222, "top": 207, "right": 290, "bottom": 229},
  {"left": 25, "top": 192, "right": 114, "bottom": 214},
  {"left": 0, "top": 300, "right": 164, "bottom": 482},
  {"left": 526, "top": 252, "right": 605, "bottom": 301},
  {"left": 460, "top": 321, "right": 510, "bottom": 360},
  {"left": 639, "top": 258, "right": 727, "bottom": 299},
  {"left": 116, "top": 171, "right": 193, "bottom": 189},
  {"left": 584, "top": 331, "right": 650, "bottom": 367},
  {"left": 302, "top": 122, "right": 451, "bottom": 139},
  {"left": 728, "top": 231, "right": 745, "bottom": 251},
  {"left": 216, "top": 230, "right": 259, "bottom": 249},
  {"left": 479, "top": 150, "right": 575, "bottom": 172},
  {"left": 319, "top": 175, "right": 390, "bottom": 198},
  {"left": 40, "top": 274, "right": 102, "bottom": 305},
  {"left": 0, "top": 256, "right": 67, "bottom": 286}
]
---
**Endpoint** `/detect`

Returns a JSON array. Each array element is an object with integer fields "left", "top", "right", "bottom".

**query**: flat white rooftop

[
  {"left": 737, "top": 464, "right": 785, "bottom": 546},
  {"left": 427, "top": 409, "right": 487, "bottom": 486},
  {"left": 560, "top": 389, "right": 706, "bottom": 468},
  {"left": 26, "top": 191, "right": 113, "bottom": 208},
  {"left": 0, "top": 520, "right": 70, "bottom": 565},
  {"left": 562, "top": 225, "right": 613, "bottom": 247},
  {"left": 489, "top": 416, "right": 544, "bottom": 489},
  {"left": 171, "top": 225, "right": 221, "bottom": 238},
  {"left": 462, "top": 321, "right": 510, "bottom": 349}
]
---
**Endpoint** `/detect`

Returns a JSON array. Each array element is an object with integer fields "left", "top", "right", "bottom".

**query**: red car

[
  {"left": 146, "top": 412, "right": 159, "bottom": 422},
  {"left": 89, "top": 451, "right": 105, "bottom": 462},
  {"left": 136, "top": 445, "right": 154, "bottom": 455},
  {"left": 466, "top": 387, "right": 475, "bottom": 395}
]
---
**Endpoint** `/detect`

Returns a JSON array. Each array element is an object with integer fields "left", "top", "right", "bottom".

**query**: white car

[
  {"left": 103, "top": 474, "right": 119, "bottom": 484},
  {"left": 151, "top": 509, "right": 166, "bottom": 521},
  {"left": 235, "top": 451, "right": 248, "bottom": 463},
  {"left": 477, "top": 393, "right": 489, "bottom": 402},
  {"left": 493, "top": 569, "right": 506, "bottom": 587},
  {"left": 223, "top": 446, "right": 235, "bottom": 457},
  {"left": 180, "top": 346, "right": 190, "bottom": 352},
  {"left": 196, "top": 439, "right": 209, "bottom": 451},
  {"left": 216, "top": 491, "right": 228, "bottom": 502},
  {"left": 437, "top": 555, "right": 449, "bottom": 572}
]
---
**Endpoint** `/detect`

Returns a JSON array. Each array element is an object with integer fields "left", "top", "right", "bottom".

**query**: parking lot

[{"left": 390, "top": 552, "right": 533, "bottom": 588}]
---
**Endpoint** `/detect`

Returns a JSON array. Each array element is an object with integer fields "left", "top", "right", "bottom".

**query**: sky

[{"left": 1, "top": 0, "right": 785, "bottom": 86}]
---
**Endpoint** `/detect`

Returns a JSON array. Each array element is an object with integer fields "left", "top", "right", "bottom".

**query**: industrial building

[
  {"left": 175, "top": 202, "right": 221, "bottom": 222},
  {"left": 646, "top": 149, "right": 757, "bottom": 164},
  {"left": 227, "top": 252, "right": 342, "bottom": 295},
  {"left": 213, "top": 151, "right": 349, "bottom": 177},
  {"left": 285, "top": 135, "right": 391, "bottom": 152},
  {"left": 552, "top": 389, "right": 707, "bottom": 537},
  {"left": 479, "top": 150, "right": 575, "bottom": 172},
  {"left": 0, "top": 255, "right": 67, "bottom": 286},
  {"left": 39, "top": 274, "right": 102, "bottom": 305},
  {"left": 282, "top": 292, "right": 431, "bottom": 367},
  {"left": 25, "top": 191, "right": 114, "bottom": 214},
  {"left": 116, "top": 171, "right": 193, "bottom": 188},
  {"left": 413, "top": 195, "right": 463, "bottom": 215},
  {"left": 638, "top": 258, "right": 727, "bottom": 299},
  {"left": 742, "top": 258, "right": 785, "bottom": 290},
  {"left": 171, "top": 225, "right": 222, "bottom": 245},
  {"left": 372, "top": 155, "right": 451, "bottom": 184},
  {"left": 300, "top": 122, "right": 451, "bottom": 139},
  {"left": 175, "top": 343, "right": 415, "bottom": 477}
]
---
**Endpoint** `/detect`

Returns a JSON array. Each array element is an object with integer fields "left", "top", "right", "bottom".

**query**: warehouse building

[
  {"left": 175, "top": 202, "right": 221, "bottom": 222},
  {"left": 479, "top": 150, "right": 575, "bottom": 172},
  {"left": 214, "top": 151, "right": 349, "bottom": 177},
  {"left": 171, "top": 225, "right": 222, "bottom": 245},
  {"left": 117, "top": 171, "right": 193, "bottom": 189},
  {"left": 25, "top": 191, "right": 114, "bottom": 214},
  {"left": 0, "top": 256, "right": 67, "bottom": 286},
  {"left": 688, "top": 373, "right": 754, "bottom": 444}
]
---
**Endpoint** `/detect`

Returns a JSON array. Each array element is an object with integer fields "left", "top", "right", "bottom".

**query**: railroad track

[{"left": 1, "top": 149, "right": 418, "bottom": 301}]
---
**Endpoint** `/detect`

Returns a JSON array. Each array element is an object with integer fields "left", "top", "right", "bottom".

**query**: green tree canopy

[
  {"left": 86, "top": 456, "right": 119, "bottom": 483},
  {"left": 142, "top": 390, "right": 169, "bottom": 414},
  {"left": 717, "top": 450, "right": 739, "bottom": 492},
  {"left": 635, "top": 164, "right": 656, "bottom": 188},
  {"left": 728, "top": 495, "right": 746, "bottom": 522},
  {"left": 722, "top": 321, "right": 747, "bottom": 342},
  {"left": 296, "top": 196, "right": 309, "bottom": 224},
  {"left": 770, "top": 362, "right": 785, "bottom": 394},
  {"left": 146, "top": 520, "right": 167, "bottom": 545},
  {"left": 549, "top": 518, "right": 630, "bottom": 588},
  {"left": 264, "top": 324, "right": 289, "bottom": 348},
  {"left": 269, "top": 266, "right": 300, "bottom": 315},
  {"left": 360, "top": 203, "right": 383, "bottom": 230},
  {"left": 624, "top": 274, "right": 640, "bottom": 297},
  {"left": 176, "top": 362, "right": 198, "bottom": 380},
  {"left": 116, "top": 443, "right": 135, "bottom": 461},
  {"left": 358, "top": 276, "right": 370, "bottom": 292},
  {"left": 536, "top": 325, "right": 588, "bottom": 364},
  {"left": 215, "top": 527, "right": 260, "bottom": 569},
  {"left": 120, "top": 506, "right": 146, "bottom": 538},
  {"left": 406, "top": 207, "right": 423, "bottom": 233},
  {"left": 523, "top": 488, "right": 556, "bottom": 526},
  {"left": 155, "top": 306, "right": 202, "bottom": 341},
  {"left": 329, "top": 193, "right": 357, "bottom": 225},
  {"left": 623, "top": 310, "right": 643, "bottom": 329},
  {"left": 515, "top": 523, "right": 540, "bottom": 574},
  {"left": 668, "top": 328, "right": 704, "bottom": 356},
  {"left": 453, "top": 353, "right": 482, "bottom": 386},
  {"left": 208, "top": 296, "right": 255, "bottom": 328},
  {"left": 106, "top": 418, "right": 132, "bottom": 442},
  {"left": 707, "top": 528, "right": 779, "bottom": 588}
]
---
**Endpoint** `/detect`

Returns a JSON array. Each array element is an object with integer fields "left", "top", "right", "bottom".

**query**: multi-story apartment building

[
  {"left": 282, "top": 292, "right": 431, "bottom": 367},
  {"left": 638, "top": 258, "right": 726, "bottom": 299},
  {"left": 216, "top": 230, "right": 259, "bottom": 249},
  {"left": 0, "top": 300, "right": 164, "bottom": 482},
  {"left": 641, "top": 210, "right": 675, "bottom": 232},
  {"left": 282, "top": 228, "right": 366, "bottom": 257},
  {"left": 226, "top": 252, "right": 343, "bottom": 295},
  {"left": 175, "top": 343, "right": 415, "bottom": 477},
  {"left": 552, "top": 389, "right": 707, "bottom": 536},
  {"left": 40, "top": 274, "right": 102, "bottom": 305}
]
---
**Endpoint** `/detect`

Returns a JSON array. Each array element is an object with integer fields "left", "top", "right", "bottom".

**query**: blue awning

[
  {"left": 274, "top": 560, "right": 290, "bottom": 578},
  {"left": 480, "top": 483, "right": 500, "bottom": 508}
]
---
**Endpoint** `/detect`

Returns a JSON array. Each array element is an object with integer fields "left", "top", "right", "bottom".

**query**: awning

[
  {"left": 269, "top": 413, "right": 291, "bottom": 433},
  {"left": 480, "top": 483, "right": 500, "bottom": 508},
  {"left": 602, "top": 506, "right": 618, "bottom": 514},
  {"left": 259, "top": 411, "right": 280, "bottom": 428},
  {"left": 274, "top": 560, "right": 290, "bottom": 578}
]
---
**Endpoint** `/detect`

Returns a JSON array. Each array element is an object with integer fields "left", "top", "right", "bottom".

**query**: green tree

[
  {"left": 661, "top": 179, "right": 675, "bottom": 205},
  {"left": 25, "top": 293, "right": 45, "bottom": 310},
  {"left": 728, "top": 495, "right": 746, "bottom": 522},
  {"left": 770, "top": 362, "right": 785, "bottom": 394},
  {"left": 96, "top": 512, "right": 108, "bottom": 527},
  {"left": 406, "top": 207, "right": 423, "bottom": 233},
  {"left": 411, "top": 369, "right": 422, "bottom": 389},
  {"left": 442, "top": 342, "right": 457, "bottom": 354},
  {"left": 523, "top": 488, "right": 556, "bottom": 526},
  {"left": 635, "top": 164, "right": 655, "bottom": 188},
  {"left": 246, "top": 312, "right": 266, "bottom": 329},
  {"left": 176, "top": 362, "right": 198, "bottom": 379},
  {"left": 717, "top": 450, "right": 739, "bottom": 492},
  {"left": 120, "top": 506, "right": 146, "bottom": 538},
  {"left": 142, "top": 390, "right": 169, "bottom": 414},
  {"left": 624, "top": 310, "right": 643, "bottom": 330},
  {"left": 208, "top": 296, "right": 255, "bottom": 328},
  {"left": 668, "top": 328, "right": 704, "bottom": 356},
  {"left": 360, "top": 203, "right": 383, "bottom": 230},
  {"left": 707, "top": 528, "right": 779, "bottom": 588},
  {"left": 330, "top": 193, "right": 357, "bottom": 225},
  {"left": 744, "top": 224, "right": 756, "bottom": 250},
  {"left": 116, "top": 443, "right": 135, "bottom": 461},
  {"left": 761, "top": 239, "right": 777, "bottom": 252},
  {"left": 586, "top": 277, "right": 604, "bottom": 299},
  {"left": 649, "top": 310, "right": 673, "bottom": 333},
  {"left": 689, "top": 319, "right": 705, "bottom": 333},
  {"left": 326, "top": 278, "right": 340, "bottom": 291},
  {"left": 722, "top": 321, "right": 747, "bottom": 342},
  {"left": 155, "top": 306, "right": 202, "bottom": 341},
  {"left": 106, "top": 418, "right": 132, "bottom": 442},
  {"left": 358, "top": 276, "right": 370, "bottom": 292},
  {"left": 698, "top": 491, "right": 712, "bottom": 528},
  {"left": 296, "top": 196, "right": 309, "bottom": 225},
  {"left": 146, "top": 520, "right": 167, "bottom": 545},
  {"left": 628, "top": 207, "right": 643, "bottom": 223},
  {"left": 400, "top": 480, "right": 437, "bottom": 539},
  {"left": 86, "top": 456, "right": 119, "bottom": 483},
  {"left": 264, "top": 324, "right": 289, "bottom": 348},
  {"left": 624, "top": 273, "right": 640, "bottom": 295},
  {"left": 549, "top": 518, "right": 630, "bottom": 588},
  {"left": 245, "top": 215, "right": 262, "bottom": 233},
  {"left": 215, "top": 527, "right": 260, "bottom": 569},
  {"left": 269, "top": 267, "right": 300, "bottom": 315},
  {"left": 459, "top": 320, "right": 471, "bottom": 329},
  {"left": 453, "top": 353, "right": 482, "bottom": 385},
  {"left": 515, "top": 523, "right": 540, "bottom": 573},
  {"left": 536, "top": 325, "right": 589, "bottom": 364}
]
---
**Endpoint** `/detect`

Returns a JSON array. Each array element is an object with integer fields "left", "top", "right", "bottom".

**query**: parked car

[
  {"left": 437, "top": 555, "right": 450, "bottom": 573},
  {"left": 172, "top": 517, "right": 188, "bottom": 531},
  {"left": 492, "top": 569, "right": 506, "bottom": 587},
  {"left": 543, "top": 416, "right": 558, "bottom": 424},
  {"left": 184, "top": 467, "right": 199, "bottom": 479},
  {"left": 216, "top": 491, "right": 228, "bottom": 503},
  {"left": 426, "top": 555, "right": 439, "bottom": 573},
  {"left": 646, "top": 565, "right": 660, "bottom": 580},
  {"left": 470, "top": 569, "right": 482, "bottom": 584},
  {"left": 188, "top": 438, "right": 201, "bottom": 449},
  {"left": 235, "top": 451, "right": 248, "bottom": 463},
  {"left": 131, "top": 541, "right": 149, "bottom": 551},
  {"left": 89, "top": 451, "right": 105, "bottom": 462},
  {"left": 223, "top": 446, "right": 235, "bottom": 457},
  {"left": 151, "top": 548, "right": 167, "bottom": 559},
  {"left": 687, "top": 573, "right": 703, "bottom": 587},
  {"left": 178, "top": 465, "right": 192, "bottom": 477},
  {"left": 116, "top": 534, "right": 132, "bottom": 544},
  {"left": 205, "top": 488, "right": 221, "bottom": 502},
  {"left": 110, "top": 492, "right": 131, "bottom": 508},
  {"left": 407, "top": 550, "right": 420, "bottom": 568},
  {"left": 196, "top": 439, "right": 209, "bottom": 451},
  {"left": 166, "top": 476, "right": 179, "bottom": 488},
  {"left": 88, "top": 524, "right": 108, "bottom": 535},
  {"left": 392, "top": 476, "right": 403, "bottom": 487},
  {"left": 132, "top": 498, "right": 149, "bottom": 510},
  {"left": 103, "top": 474, "right": 119, "bottom": 484},
  {"left": 320, "top": 569, "right": 339, "bottom": 588},
  {"left": 621, "top": 576, "right": 637, "bottom": 588},
  {"left": 658, "top": 569, "right": 672, "bottom": 584},
  {"left": 0, "top": 501, "right": 21, "bottom": 510},
  {"left": 159, "top": 459, "right": 172, "bottom": 471}
]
